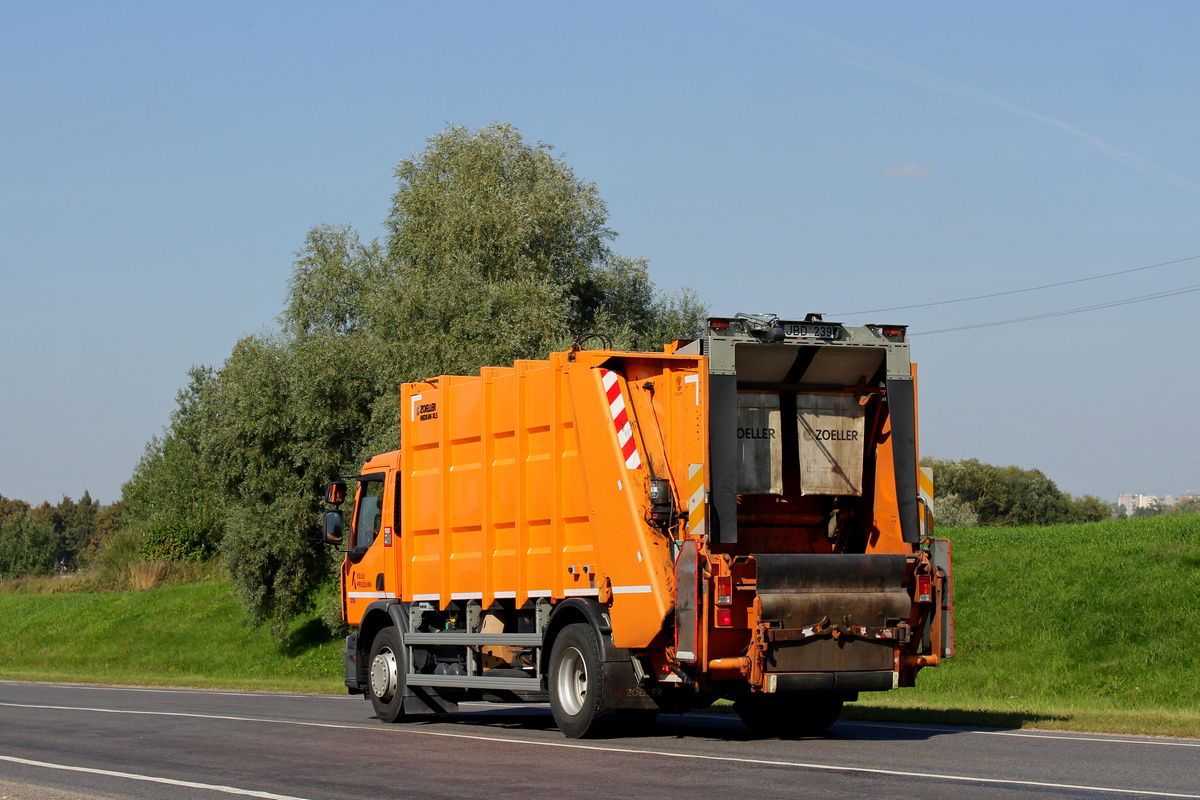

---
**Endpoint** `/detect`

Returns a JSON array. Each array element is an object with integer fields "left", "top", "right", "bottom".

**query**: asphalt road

[{"left": 1, "top": 682, "right": 1197, "bottom": 800}]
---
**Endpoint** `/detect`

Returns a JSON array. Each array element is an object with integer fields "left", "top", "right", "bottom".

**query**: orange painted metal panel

[{"left": 389, "top": 349, "right": 705, "bottom": 649}]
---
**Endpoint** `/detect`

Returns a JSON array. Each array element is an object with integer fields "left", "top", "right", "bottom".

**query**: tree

[
  {"left": 1067, "top": 494, "right": 1112, "bottom": 523},
  {"left": 1166, "top": 497, "right": 1200, "bottom": 516},
  {"left": 0, "top": 494, "right": 31, "bottom": 522},
  {"left": 122, "top": 368, "right": 224, "bottom": 562},
  {"left": 1133, "top": 503, "right": 1163, "bottom": 518},
  {"left": 207, "top": 331, "right": 376, "bottom": 626},
  {"left": 0, "top": 492, "right": 119, "bottom": 577},
  {"left": 933, "top": 492, "right": 980, "bottom": 528},
  {"left": 130, "top": 122, "right": 707, "bottom": 629},
  {"left": 367, "top": 123, "right": 705, "bottom": 394},
  {"left": 923, "top": 458, "right": 1073, "bottom": 526},
  {"left": 283, "top": 224, "right": 381, "bottom": 338},
  {"left": 0, "top": 511, "right": 59, "bottom": 578}
]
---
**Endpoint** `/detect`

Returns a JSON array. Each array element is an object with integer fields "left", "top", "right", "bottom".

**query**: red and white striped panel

[{"left": 600, "top": 369, "right": 642, "bottom": 470}]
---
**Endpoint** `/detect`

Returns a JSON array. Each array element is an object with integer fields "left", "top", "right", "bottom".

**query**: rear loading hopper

[{"left": 675, "top": 314, "right": 951, "bottom": 733}]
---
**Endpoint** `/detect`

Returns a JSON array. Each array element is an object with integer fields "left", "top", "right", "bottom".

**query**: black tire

[
  {"left": 548, "top": 623, "right": 614, "bottom": 738},
  {"left": 367, "top": 626, "right": 407, "bottom": 723},
  {"left": 735, "top": 693, "right": 843, "bottom": 738}
]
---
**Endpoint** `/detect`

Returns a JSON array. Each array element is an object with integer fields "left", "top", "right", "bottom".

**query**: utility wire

[
  {"left": 912, "top": 281, "right": 1200, "bottom": 336},
  {"left": 834, "top": 254, "right": 1200, "bottom": 317}
]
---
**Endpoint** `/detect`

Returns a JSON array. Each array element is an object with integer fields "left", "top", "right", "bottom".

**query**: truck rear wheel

[
  {"left": 735, "top": 693, "right": 843, "bottom": 738},
  {"left": 548, "top": 623, "right": 614, "bottom": 738},
  {"left": 367, "top": 626, "right": 407, "bottom": 723}
]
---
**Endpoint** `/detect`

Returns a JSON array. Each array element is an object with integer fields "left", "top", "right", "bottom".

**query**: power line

[
  {"left": 912, "top": 281, "right": 1200, "bottom": 336},
  {"left": 834, "top": 254, "right": 1200, "bottom": 317}
]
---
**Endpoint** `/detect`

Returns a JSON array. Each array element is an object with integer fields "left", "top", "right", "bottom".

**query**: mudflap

[
  {"left": 675, "top": 539, "right": 700, "bottom": 663},
  {"left": 601, "top": 647, "right": 660, "bottom": 712},
  {"left": 344, "top": 633, "right": 363, "bottom": 694},
  {"left": 755, "top": 553, "right": 910, "bottom": 675}
]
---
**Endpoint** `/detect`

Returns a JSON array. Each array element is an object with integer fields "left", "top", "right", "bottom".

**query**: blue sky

[{"left": 2, "top": 2, "right": 1197, "bottom": 506}]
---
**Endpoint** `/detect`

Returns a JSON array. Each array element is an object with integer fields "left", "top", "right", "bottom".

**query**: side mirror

[
  {"left": 325, "top": 481, "right": 347, "bottom": 505},
  {"left": 323, "top": 510, "right": 344, "bottom": 545}
]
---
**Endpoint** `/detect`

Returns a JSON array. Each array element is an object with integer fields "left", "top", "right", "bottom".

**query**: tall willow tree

[{"left": 126, "top": 122, "right": 706, "bottom": 629}]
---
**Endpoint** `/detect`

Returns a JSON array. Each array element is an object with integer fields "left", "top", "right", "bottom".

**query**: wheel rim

[
  {"left": 556, "top": 645, "right": 588, "bottom": 716},
  {"left": 371, "top": 647, "right": 398, "bottom": 701}
]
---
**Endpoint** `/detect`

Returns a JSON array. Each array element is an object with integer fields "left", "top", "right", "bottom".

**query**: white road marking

[
  {"left": 841, "top": 719, "right": 1200, "bottom": 749},
  {"left": 0, "top": 680, "right": 339, "bottom": 701},
  {"left": 0, "top": 754, "right": 312, "bottom": 800},
  {"left": 2, "top": 701, "right": 1198, "bottom": 799}
]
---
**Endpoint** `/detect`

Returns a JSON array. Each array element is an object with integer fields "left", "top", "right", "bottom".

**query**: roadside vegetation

[
  {"left": 922, "top": 457, "right": 1114, "bottom": 527},
  {"left": 847, "top": 514, "right": 1200, "bottom": 737},
  {"left": 3, "top": 514, "right": 1198, "bottom": 736},
  {"left": 0, "top": 578, "right": 339, "bottom": 692}
]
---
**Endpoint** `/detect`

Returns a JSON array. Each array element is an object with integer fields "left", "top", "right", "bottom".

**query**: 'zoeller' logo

[
  {"left": 803, "top": 429, "right": 859, "bottom": 442},
  {"left": 737, "top": 427, "right": 776, "bottom": 439}
]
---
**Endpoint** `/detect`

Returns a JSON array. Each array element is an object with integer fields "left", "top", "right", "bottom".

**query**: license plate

[{"left": 781, "top": 322, "right": 841, "bottom": 340}]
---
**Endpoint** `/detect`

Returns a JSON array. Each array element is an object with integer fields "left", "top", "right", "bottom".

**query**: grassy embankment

[
  {"left": 846, "top": 514, "right": 1200, "bottom": 737},
  {"left": 0, "top": 576, "right": 342, "bottom": 692},
  {"left": 1, "top": 515, "right": 1197, "bottom": 736}
]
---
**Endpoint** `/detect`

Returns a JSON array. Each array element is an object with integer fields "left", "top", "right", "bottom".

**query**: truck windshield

[{"left": 354, "top": 478, "right": 384, "bottom": 549}]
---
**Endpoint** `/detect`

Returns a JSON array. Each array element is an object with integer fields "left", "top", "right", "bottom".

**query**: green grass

[
  {"left": 0, "top": 578, "right": 343, "bottom": 692},
  {"left": 2, "top": 515, "right": 1198, "bottom": 737},
  {"left": 846, "top": 514, "right": 1200, "bottom": 737}
]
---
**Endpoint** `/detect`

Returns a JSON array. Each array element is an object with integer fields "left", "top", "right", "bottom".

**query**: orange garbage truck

[{"left": 322, "top": 313, "right": 953, "bottom": 738}]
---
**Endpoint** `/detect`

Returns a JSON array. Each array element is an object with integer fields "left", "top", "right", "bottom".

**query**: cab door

[{"left": 343, "top": 471, "right": 397, "bottom": 625}]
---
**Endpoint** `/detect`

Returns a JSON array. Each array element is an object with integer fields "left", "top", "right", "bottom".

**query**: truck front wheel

[
  {"left": 367, "top": 626, "right": 407, "bottom": 723},
  {"left": 548, "top": 623, "right": 614, "bottom": 738}
]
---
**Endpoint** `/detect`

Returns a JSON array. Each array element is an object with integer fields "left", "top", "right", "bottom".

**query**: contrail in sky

[{"left": 735, "top": 5, "right": 1200, "bottom": 195}]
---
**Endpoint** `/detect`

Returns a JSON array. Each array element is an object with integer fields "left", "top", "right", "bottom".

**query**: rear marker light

[
  {"left": 716, "top": 608, "right": 733, "bottom": 627},
  {"left": 917, "top": 574, "right": 932, "bottom": 603},
  {"left": 716, "top": 576, "right": 732, "bottom": 605}
]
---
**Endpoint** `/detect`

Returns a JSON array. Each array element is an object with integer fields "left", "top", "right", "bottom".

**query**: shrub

[{"left": 934, "top": 493, "right": 980, "bottom": 528}]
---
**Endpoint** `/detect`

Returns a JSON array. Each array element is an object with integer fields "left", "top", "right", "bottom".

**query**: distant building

[
  {"left": 1116, "top": 491, "right": 1199, "bottom": 516},
  {"left": 1117, "top": 492, "right": 1161, "bottom": 516}
]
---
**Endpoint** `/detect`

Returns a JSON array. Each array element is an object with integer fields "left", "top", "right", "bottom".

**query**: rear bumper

[{"left": 764, "top": 669, "right": 895, "bottom": 694}]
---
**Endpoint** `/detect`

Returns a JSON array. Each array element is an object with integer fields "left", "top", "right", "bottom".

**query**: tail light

[
  {"left": 715, "top": 607, "right": 733, "bottom": 627},
  {"left": 916, "top": 574, "right": 932, "bottom": 603},
  {"left": 716, "top": 576, "right": 732, "bottom": 605}
]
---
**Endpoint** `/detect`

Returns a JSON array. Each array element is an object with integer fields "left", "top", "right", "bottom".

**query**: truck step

[
  {"left": 402, "top": 632, "right": 542, "bottom": 647},
  {"left": 405, "top": 674, "right": 542, "bottom": 691}
]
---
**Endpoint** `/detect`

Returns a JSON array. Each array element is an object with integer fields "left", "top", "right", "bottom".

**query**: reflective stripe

[
  {"left": 687, "top": 463, "right": 706, "bottom": 537},
  {"left": 563, "top": 588, "right": 600, "bottom": 597},
  {"left": 611, "top": 585, "right": 652, "bottom": 594},
  {"left": 601, "top": 369, "right": 642, "bottom": 470},
  {"left": 919, "top": 466, "right": 935, "bottom": 534},
  {"left": 346, "top": 591, "right": 396, "bottom": 600}
]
